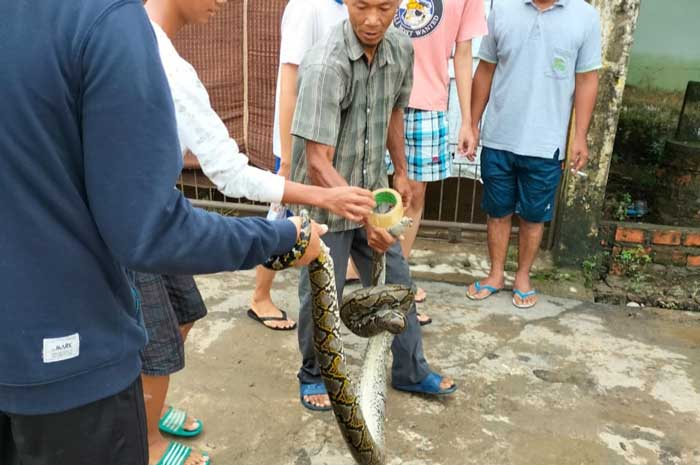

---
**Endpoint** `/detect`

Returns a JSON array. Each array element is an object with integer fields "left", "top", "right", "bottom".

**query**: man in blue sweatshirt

[{"left": 0, "top": 1, "right": 322, "bottom": 464}]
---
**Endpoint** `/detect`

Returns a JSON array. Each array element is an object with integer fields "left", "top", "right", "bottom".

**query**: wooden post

[{"left": 553, "top": 0, "right": 642, "bottom": 266}]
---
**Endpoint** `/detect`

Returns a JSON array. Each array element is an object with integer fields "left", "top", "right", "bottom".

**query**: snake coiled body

[{"left": 265, "top": 212, "right": 413, "bottom": 465}]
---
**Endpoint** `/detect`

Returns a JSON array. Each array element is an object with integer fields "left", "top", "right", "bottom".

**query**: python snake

[{"left": 265, "top": 210, "right": 413, "bottom": 465}]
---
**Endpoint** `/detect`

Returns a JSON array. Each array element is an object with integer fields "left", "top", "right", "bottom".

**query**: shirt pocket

[{"left": 545, "top": 47, "right": 575, "bottom": 80}]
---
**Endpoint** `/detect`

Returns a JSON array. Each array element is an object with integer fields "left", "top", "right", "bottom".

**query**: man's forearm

[
  {"left": 281, "top": 181, "right": 336, "bottom": 206},
  {"left": 471, "top": 60, "right": 496, "bottom": 129},
  {"left": 306, "top": 141, "right": 349, "bottom": 188},
  {"left": 387, "top": 108, "right": 408, "bottom": 176},
  {"left": 454, "top": 41, "right": 473, "bottom": 128},
  {"left": 279, "top": 63, "right": 299, "bottom": 173},
  {"left": 574, "top": 71, "right": 599, "bottom": 140}
]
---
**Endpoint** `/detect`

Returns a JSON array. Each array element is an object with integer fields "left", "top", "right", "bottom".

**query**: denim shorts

[
  {"left": 480, "top": 146, "right": 563, "bottom": 223},
  {"left": 133, "top": 273, "right": 207, "bottom": 376}
]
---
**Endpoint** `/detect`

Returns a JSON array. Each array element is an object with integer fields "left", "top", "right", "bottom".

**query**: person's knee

[
  {"left": 178, "top": 322, "right": 194, "bottom": 341},
  {"left": 518, "top": 217, "right": 544, "bottom": 229},
  {"left": 488, "top": 213, "right": 513, "bottom": 225}
]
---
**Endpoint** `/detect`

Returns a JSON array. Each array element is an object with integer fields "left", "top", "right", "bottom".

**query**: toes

[
  {"left": 304, "top": 395, "right": 321, "bottom": 407},
  {"left": 264, "top": 321, "right": 294, "bottom": 330},
  {"left": 185, "top": 452, "right": 208, "bottom": 465},
  {"left": 440, "top": 377, "right": 455, "bottom": 390},
  {"left": 309, "top": 394, "right": 330, "bottom": 407}
]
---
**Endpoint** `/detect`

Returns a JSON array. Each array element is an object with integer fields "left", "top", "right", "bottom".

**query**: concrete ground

[{"left": 170, "top": 241, "right": 700, "bottom": 465}]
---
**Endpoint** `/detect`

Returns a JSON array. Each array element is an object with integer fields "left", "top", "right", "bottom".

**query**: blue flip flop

[
  {"left": 300, "top": 383, "right": 332, "bottom": 411},
  {"left": 512, "top": 289, "right": 538, "bottom": 309},
  {"left": 392, "top": 372, "right": 457, "bottom": 396},
  {"left": 466, "top": 281, "right": 501, "bottom": 301}
]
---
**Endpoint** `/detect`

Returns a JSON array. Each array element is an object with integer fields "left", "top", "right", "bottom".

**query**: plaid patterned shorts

[
  {"left": 405, "top": 108, "right": 451, "bottom": 182},
  {"left": 133, "top": 273, "right": 207, "bottom": 376}
]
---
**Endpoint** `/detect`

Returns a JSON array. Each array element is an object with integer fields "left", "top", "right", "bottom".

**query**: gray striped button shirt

[{"left": 290, "top": 20, "right": 414, "bottom": 232}]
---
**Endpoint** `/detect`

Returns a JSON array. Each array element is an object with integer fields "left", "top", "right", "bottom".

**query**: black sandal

[{"left": 247, "top": 308, "right": 297, "bottom": 331}]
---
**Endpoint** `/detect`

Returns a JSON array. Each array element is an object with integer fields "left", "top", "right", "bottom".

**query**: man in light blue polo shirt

[{"left": 465, "top": 0, "right": 601, "bottom": 308}]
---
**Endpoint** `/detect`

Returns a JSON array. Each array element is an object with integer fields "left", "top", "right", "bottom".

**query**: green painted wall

[{"left": 627, "top": 0, "right": 700, "bottom": 91}]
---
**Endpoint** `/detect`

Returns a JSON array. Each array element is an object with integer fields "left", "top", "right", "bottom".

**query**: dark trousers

[
  {"left": 0, "top": 377, "right": 148, "bottom": 465},
  {"left": 297, "top": 228, "right": 431, "bottom": 387}
]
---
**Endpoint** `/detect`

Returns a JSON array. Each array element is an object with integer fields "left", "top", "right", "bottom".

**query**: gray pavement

[{"left": 168, "top": 261, "right": 700, "bottom": 465}]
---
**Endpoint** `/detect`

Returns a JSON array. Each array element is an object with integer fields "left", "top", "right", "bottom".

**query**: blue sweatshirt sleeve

[{"left": 79, "top": 1, "right": 297, "bottom": 274}]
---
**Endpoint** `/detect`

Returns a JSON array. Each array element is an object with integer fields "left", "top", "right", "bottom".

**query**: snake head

[
  {"left": 380, "top": 309, "right": 408, "bottom": 335},
  {"left": 340, "top": 284, "right": 413, "bottom": 338}
]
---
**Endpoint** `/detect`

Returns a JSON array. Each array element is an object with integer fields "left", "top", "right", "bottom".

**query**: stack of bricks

[{"left": 608, "top": 222, "right": 700, "bottom": 268}]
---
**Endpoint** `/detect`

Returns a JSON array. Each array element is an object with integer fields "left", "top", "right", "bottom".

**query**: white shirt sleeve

[{"left": 155, "top": 25, "right": 285, "bottom": 203}]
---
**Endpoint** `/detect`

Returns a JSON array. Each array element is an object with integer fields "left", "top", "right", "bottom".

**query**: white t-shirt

[
  {"left": 272, "top": 0, "right": 348, "bottom": 159},
  {"left": 151, "top": 21, "right": 285, "bottom": 203}
]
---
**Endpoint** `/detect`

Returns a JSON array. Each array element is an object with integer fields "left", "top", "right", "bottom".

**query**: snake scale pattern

[{"left": 264, "top": 211, "right": 413, "bottom": 465}]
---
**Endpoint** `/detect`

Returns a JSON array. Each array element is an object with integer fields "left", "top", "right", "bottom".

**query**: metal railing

[{"left": 179, "top": 156, "right": 490, "bottom": 231}]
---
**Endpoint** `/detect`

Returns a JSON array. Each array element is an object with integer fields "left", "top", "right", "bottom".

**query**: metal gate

[{"left": 178, "top": 0, "right": 563, "bottom": 245}]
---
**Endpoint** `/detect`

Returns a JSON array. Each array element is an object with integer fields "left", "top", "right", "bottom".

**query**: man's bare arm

[
  {"left": 471, "top": 60, "right": 496, "bottom": 131},
  {"left": 277, "top": 63, "right": 299, "bottom": 178},
  {"left": 386, "top": 108, "right": 412, "bottom": 209},
  {"left": 570, "top": 70, "right": 599, "bottom": 172},
  {"left": 306, "top": 140, "right": 350, "bottom": 188},
  {"left": 573, "top": 71, "right": 599, "bottom": 144},
  {"left": 454, "top": 40, "right": 474, "bottom": 131},
  {"left": 387, "top": 108, "right": 408, "bottom": 178}
]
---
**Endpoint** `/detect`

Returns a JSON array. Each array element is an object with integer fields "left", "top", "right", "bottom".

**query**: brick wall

[{"left": 601, "top": 221, "right": 700, "bottom": 269}]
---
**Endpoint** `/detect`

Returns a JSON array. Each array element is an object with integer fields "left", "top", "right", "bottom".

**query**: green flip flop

[
  {"left": 155, "top": 441, "right": 210, "bottom": 465},
  {"left": 159, "top": 406, "right": 203, "bottom": 437}
]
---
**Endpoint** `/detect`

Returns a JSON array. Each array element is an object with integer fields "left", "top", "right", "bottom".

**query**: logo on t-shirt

[{"left": 393, "top": 0, "right": 444, "bottom": 38}]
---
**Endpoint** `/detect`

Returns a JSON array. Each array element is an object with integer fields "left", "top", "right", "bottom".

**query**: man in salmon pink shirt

[{"left": 393, "top": 0, "right": 487, "bottom": 318}]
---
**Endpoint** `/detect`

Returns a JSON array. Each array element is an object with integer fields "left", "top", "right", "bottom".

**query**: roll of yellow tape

[{"left": 369, "top": 188, "right": 404, "bottom": 229}]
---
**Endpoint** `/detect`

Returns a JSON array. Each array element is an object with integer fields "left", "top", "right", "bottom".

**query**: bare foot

[
  {"left": 466, "top": 276, "right": 504, "bottom": 300},
  {"left": 149, "top": 436, "right": 208, "bottom": 465},
  {"left": 440, "top": 375, "right": 455, "bottom": 391},
  {"left": 417, "top": 313, "right": 432, "bottom": 325},
  {"left": 414, "top": 287, "right": 427, "bottom": 303},
  {"left": 512, "top": 273, "right": 538, "bottom": 307},
  {"left": 160, "top": 406, "right": 200, "bottom": 432},
  {"left": 346, "top": 260, "right": 360, "bottom": 281},
  {"left": 303, "top": 393, "right": 331, "bottom": 409},
  {"left": 249, "top": 299, "right": 296, "bottom": 330}
]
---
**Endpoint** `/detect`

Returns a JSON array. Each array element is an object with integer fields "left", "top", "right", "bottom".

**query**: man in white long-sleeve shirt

[{"left": 141, "top": 1, "right": 375, "bottom": 464}]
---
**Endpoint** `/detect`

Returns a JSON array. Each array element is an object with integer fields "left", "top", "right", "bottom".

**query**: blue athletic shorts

[{"left": 480, "top": 147, "right": 563, "bottom": 223}]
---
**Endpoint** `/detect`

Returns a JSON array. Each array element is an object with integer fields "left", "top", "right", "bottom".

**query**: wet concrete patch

[{"left": 167, "top": 269, "right": 700, "bottom": 465}]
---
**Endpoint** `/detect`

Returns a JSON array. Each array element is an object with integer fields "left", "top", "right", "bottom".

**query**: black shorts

[
  {"left": 133, "top": 273, "right": 208, "bottom": 376},
  {"left": 0, "top": 377, "right": 147, "bottom": 465}
]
